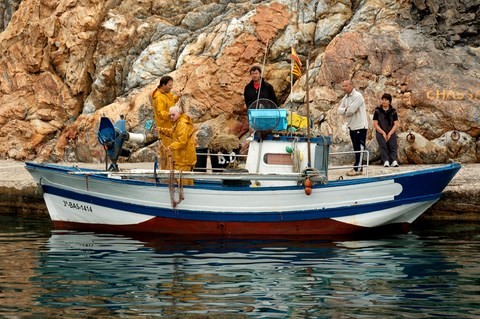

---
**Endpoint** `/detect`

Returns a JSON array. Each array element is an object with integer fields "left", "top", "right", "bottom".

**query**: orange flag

[{"left": 291, "top": 46, "right": 302, "bottom": 77}]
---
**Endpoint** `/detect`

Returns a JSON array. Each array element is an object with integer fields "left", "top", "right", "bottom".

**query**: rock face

[
  {"left": 0, "top": 0, "right": 479, "bottom": 164},
  {"left": 0, "top": 0, "right": 21, "bottom": 32}
]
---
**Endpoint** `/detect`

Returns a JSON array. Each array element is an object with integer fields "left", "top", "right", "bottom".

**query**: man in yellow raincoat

[
  {"left": 151, "top": 76, "right": 180, "bottom": 169},
  {"left": 160, "top": 106, "right": 197, "bottom": 186}
]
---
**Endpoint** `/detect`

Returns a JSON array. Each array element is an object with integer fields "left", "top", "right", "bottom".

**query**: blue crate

[{"left": 248, "top": 109, "right": 287, "bottom": 131}]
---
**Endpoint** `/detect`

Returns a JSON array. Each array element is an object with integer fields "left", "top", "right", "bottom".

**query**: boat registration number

[{"left": 63, "top": 200, "right": 93, "bottom": 212}]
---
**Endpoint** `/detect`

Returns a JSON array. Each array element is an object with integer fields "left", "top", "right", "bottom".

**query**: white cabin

[{"left": 245, "top": 134, "right": 331, "bottom": 187}]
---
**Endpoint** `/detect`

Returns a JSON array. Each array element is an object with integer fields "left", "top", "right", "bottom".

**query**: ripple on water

[{"left": 0, "top": 216, "right": 479, "bottom": 318}]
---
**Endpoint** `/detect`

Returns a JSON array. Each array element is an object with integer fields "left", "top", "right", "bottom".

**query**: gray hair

[{"left": 169, "top": 106, "right": 181, "bottom": 114}]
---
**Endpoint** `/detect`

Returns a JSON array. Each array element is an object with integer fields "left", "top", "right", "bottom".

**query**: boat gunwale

[{"left": 24, "top": 161, "right": 461, "bottom": 191}]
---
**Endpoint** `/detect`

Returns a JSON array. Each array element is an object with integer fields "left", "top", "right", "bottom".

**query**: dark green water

[{"left": 0, "top": 214, "right": 479, "bottom": 318}]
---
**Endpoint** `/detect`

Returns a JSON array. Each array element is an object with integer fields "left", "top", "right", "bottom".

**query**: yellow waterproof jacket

[
  {"left": 151, "top": 88, "right": 179, "bottom": 145},
  {"left": 160, "top": 114, "right": 197, "bottom": 167}
]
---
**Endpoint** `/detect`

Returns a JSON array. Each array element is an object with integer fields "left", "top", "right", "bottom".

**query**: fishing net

[{"left": 208, "top": 134, "right": 241, "bottom": 152}]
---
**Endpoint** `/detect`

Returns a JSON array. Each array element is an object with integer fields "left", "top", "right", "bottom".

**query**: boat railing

[
  {"left": 195, "top": 151, "right": 247, "bottom": 172},
  {"left": 328, "top": 150, "right": 370, "bottom": 177},
  {"left": 196, "top": 149, "right": 370, "bottom": 177},
  {"left": 67, "top": 149, "right": 355, "bottom": 184},
  {"left": 196, "top": 152, "right": 247, "bottom": 159}
]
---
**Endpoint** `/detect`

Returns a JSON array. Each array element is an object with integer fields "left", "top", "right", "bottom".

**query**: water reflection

[{"left": 1, "top": 216, "right": 479, "bottom": 318}]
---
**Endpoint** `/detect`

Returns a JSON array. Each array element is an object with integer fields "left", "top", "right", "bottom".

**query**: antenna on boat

[
  {"left": 253, "top": 39, "right": 269, "bottom": 110},
  {"left": 288, "top": 40, "right": 296, "bottom": 137},
  {"left": 253, "top": 40, "right": 269, "bottom": 185},
  {"left": 305, "top": 56, "right": 312, "bottom": 167}
]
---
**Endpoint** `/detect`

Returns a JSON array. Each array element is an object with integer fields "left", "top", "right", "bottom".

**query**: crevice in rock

[{"left": 0, "top": 0, "right": 21, "bottom": 32}]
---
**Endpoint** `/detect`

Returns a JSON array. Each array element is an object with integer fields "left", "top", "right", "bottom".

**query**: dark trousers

[
  {"left": 376, "top": 132, "right": 397, "bottom": 163},
  {"left": 349, "top": 128, "right": 367, "bottom": 171}
]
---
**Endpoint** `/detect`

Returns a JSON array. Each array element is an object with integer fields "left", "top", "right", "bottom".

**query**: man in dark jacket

[{"left": 244, "top": 65, "right": 278, "bottom": 109}]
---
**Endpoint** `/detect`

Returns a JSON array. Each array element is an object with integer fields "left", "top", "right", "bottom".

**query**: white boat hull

[{"left": 25, "top": 162, "right": 461, "bottom": 236}]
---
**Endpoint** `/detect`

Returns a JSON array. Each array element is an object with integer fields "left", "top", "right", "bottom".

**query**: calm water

[{"left": 0, "top": 215, "right": 479, "bottom": 319}]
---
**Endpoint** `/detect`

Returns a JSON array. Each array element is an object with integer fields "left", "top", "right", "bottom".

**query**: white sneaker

[
  {"left": 384, "top": 161, "right": 390, "bottom": 167},
  {"left": 391, "top": 160, "right": 399, "bottom": 167}
]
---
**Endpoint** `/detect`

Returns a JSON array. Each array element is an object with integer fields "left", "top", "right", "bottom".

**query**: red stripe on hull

[{"left": 53, "top": 217, "right": 411, "bottom": 236}]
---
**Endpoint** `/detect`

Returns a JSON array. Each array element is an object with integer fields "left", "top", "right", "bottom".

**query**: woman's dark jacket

[{"left": 373, "top": 106, "right": 398, "bottom": 132}]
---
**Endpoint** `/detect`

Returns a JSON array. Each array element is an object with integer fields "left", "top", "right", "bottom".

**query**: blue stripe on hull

[{"left": 43, "top": 184, "right": 440, "bottom": 223}]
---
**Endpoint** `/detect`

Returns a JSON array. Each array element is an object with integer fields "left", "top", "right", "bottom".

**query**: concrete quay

[{"left": 0, "top": 160, "right": 478, "bottom": 220}]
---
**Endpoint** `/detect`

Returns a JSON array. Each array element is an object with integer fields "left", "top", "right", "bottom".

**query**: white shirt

[{"left": 337, "top": 88, "right": 368, "bottom": 130}]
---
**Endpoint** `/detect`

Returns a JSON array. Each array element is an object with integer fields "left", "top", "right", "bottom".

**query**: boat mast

[
  {"left": 305, "top": 57, "right": 311, "bottom": 167},
  {"left": 253, "top": 40, "right": 269, "bottom": 185},
  {"left": 254, "top": 40, "right": 269, "bottom": 110}
]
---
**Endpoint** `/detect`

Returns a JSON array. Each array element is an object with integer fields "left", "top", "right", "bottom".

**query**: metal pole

[
  {"left": 254, "top": 40, "right": 269, "bottom": 109},
  {"left": 305, "top": 58, "right": 311, "bottom": 167}
]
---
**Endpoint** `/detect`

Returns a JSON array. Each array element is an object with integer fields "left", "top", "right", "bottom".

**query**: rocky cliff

[{"left": 0, "top": 0, "right": 479, "bottom": 164}]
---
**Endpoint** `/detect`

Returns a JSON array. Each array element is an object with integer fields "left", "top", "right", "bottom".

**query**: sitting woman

[{"left": 373, "top": 93, "right": 399, "bottom": 167}]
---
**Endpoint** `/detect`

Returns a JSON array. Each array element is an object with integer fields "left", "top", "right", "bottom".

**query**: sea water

[{"left": 0, "top": 214, "right": 479, "bottom": 318}]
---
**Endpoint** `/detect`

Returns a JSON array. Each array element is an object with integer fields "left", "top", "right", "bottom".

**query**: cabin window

[{"left": 263, "top": 153, "right": 293, "bottom": 165}]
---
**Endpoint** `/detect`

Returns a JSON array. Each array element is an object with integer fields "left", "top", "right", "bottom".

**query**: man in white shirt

[{"left": 337, "top": 80, "right": 369, "bottom": 176}]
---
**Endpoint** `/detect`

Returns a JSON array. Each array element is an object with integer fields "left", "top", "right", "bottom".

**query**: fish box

[{"left": 248, "top": 109, "right": 288, "bottom": 131}]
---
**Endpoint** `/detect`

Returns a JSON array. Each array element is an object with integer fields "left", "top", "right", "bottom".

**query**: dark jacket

[
  {"left": 373, "top": 106, "right": 398, "bottom": 132},
  {"left": 244, "top": 78, "right": 278, "bottom": 108}
]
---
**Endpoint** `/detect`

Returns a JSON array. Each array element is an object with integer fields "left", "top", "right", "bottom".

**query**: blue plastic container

[{"left": 248, "top": 109, "right": 288, "bottom": 131}]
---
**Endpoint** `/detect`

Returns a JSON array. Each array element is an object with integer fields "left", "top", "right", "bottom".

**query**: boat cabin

[
  {"left": 245, "top": 107, "right": 331, "bottom": 187},
  {"left": 245, "top": 134, "right": 331, "bottom": 187}
]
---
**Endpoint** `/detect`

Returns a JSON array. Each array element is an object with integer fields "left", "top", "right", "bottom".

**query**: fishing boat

[{"left": 25, "top": 110, "right": 461, "bottom": 236}]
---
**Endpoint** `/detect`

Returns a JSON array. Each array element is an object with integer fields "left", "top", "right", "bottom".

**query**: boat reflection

[{"left": 31, "top": 229, "right": 469, "bottom": 318}]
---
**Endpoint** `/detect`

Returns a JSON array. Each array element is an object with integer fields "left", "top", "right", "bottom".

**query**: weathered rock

[
  {"left": 398, "top": 131, "right": 449, "bottom": 164},
  {"left": 0, "top": 0, "right": 479, "bottom": 165},
  {"left": 0, "top": 0, "right": 21, "bottom": 32},
  {"left": 433, "top": 130, "right": 477, "bottom": 163},
  {"left": 408, "top": 0, "right": 480, "bottom": 48}
]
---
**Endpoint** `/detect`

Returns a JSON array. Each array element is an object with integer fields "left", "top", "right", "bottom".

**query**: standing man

[
  {"left": 151, "top": 75, "right": 180, "bottom": 169},
  {"left": 337, "top": 80, "right": 369, "bottom": 176},
  {"left": 244, "top": 65, "right": 278, "bottom": 109},
  {"left": 160, "top": 106, "right": 197, "bottom": 186}
]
